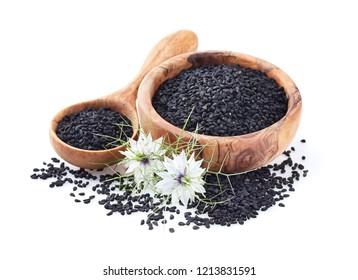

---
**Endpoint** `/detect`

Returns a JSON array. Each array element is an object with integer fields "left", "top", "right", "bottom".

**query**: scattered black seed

[
  {"left": 169, "top": 228, "right": 175, "bottom": 233},
  {"left": 184, "top": 211, "right": 192, "bottom": 217},
  {"left": 302, "top": 156, "right": 306, "bottom": 160},
  {"left": 301, "top": 139, "right": 306, "bottom": 143},
  {"left": 98, "top": 200, "right": 106, "bottom": 205},
  {"left": 56, "top": 107, "right": 132, "bottom": 150},
  {"left": 152, "top": 64, "right": 288, "bottom": 136},
  {"left": 83, "top": 199, "right": 91, "bottom": 204},
  {"left": 31, "top": 137, "right": 308, "bottom": 232},
  {"left": 51, "top": 157, "right": 60, "bottom": 163},
  {"left": 168, "top": 206, "right": 176, "bottom": 213}
]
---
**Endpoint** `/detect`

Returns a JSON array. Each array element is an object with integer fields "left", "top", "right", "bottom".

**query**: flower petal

[
  {"left": 179, "top": 188, "right": 191, "bottom": 206},
  {"left": 155, "top": 177, "right": 178, "bottom": 194},
  {"left": 163, "top": 156, "right": 180, "bottom": 176}
]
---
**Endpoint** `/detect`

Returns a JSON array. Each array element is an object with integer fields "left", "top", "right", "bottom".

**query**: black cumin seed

[
  {"left": 51, "top": 157, "right": 60, "bottom": 163},
  {"left": 56, "top": 107, "right": 132, "bottom": 151},
  {"left": 152, "top": 64, "right": 288, "bottom": 136},
  {"left": 32, "top": 145, "right": 308, "bottom": 231},
  {"left": 169, "top": 228, "right": 175, "bottom": 233}
]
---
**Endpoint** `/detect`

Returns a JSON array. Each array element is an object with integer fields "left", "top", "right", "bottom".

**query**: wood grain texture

[
  {"left": 49, "top": 30, "right": 199, "bottom": 169},
  {"left": 137, "top": 51, "right": 302, "bottom": 173}
]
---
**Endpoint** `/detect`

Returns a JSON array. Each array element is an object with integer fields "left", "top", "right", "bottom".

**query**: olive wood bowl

[{"left": 137, "top": 51, "right": 302, "bottom": 173}]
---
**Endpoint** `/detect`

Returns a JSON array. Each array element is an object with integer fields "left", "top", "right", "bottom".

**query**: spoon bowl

[{"left": 49, "top": 30, "right": 198, "bottom": 169}]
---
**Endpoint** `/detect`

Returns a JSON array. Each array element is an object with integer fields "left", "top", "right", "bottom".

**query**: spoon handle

[
  {"left": 133, "top": 29, "right": 198, "bottom": 84},
  {"left": 104, "top": 30, "right": 198, "bottom": 103}
]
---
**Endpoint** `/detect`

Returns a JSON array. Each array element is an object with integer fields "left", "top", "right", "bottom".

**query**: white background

[{"left": 1, "top": 1, "right": 357, "bottom": 279}]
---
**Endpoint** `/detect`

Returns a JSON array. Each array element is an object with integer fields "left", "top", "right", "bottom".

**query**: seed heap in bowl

[
  {"left": 56, "top": 107, "right": 132, "bottom": 150},
  {"left": 152, "top": 64, "right": 288, "bottom": 136}
]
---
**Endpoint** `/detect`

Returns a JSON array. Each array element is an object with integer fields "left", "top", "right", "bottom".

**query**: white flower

[
  {"left": 120, "top": 132, "right": 165, "bottom": 192},
  {"left": 155, "top": 150, "right": 206, "bottom": 206}
]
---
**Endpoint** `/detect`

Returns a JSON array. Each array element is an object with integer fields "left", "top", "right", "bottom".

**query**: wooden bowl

[{"left": 137, "top": 51, "right": 302, "bottom": 173}]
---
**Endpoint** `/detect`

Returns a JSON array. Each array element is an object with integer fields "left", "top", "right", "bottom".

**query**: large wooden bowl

[{"left": 137, "top": 51, "right": 302, "bottom": 173}]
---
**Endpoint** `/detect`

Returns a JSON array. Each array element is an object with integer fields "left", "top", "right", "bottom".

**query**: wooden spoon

[{"left": 49, "top": 30, "right": 198, "bottom": 169}]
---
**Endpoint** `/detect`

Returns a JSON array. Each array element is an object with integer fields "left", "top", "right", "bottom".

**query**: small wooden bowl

[{"left": 137, "top": 51, "right": 302, "bottom": 173}]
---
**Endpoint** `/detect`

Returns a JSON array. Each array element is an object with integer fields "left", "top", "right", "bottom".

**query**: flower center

[
  {"left": 176, "top": 172, "right": 186, "bottom": 185},
  {"left": 141, "top": 156, "right": 150, "bottom": 165}
]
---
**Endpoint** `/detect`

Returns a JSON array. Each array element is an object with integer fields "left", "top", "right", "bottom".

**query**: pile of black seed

[
  {"left": 30, "top": 140, "right": 308, "bottom": 233},
  {"left": 152, "top": 64, "right": 288, "bottom": 136},
  {"left": 56, "top": 107, "right": 132, "bottom": 150}
]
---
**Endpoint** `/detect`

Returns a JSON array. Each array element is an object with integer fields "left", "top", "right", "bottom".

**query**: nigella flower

[
  {"left": 155, "top": 150, "right": 206, "bottom": 206},
  {"left": 120, "top": 132, "right": 165, "bottom": 192}
]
